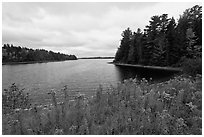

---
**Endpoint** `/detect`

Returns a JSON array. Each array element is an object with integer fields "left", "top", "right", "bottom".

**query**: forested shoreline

[
  {"left": 2, "top": 44, "right": 77, "bottom": 63},
  {"left": 114, "top": 5, "right": 202, "bottom": 71}
]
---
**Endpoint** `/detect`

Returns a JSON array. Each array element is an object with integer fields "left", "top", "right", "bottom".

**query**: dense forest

[
  {"left": 2, "top": 44, "right": 77, "bottom": 63},
  {"left": 114, "top": 5, "right": 202, "bottom": 69}
]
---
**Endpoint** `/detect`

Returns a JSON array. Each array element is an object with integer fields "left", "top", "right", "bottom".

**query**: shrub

[
  {"left": 2, "top": 83, "right": 30, "bottom": 114},
  {"left": 179, "top": 57, "right": 202, "bottom": 76},
  {"left": 2, "top": 75, "right": 202, "bottom": 135}
]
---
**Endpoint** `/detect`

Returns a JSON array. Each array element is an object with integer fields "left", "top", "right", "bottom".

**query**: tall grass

[{"left": 2, "top": 75, "right": 202, "bottom": 135}]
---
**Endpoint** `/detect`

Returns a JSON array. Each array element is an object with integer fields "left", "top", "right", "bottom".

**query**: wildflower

[
  {"left": 176, "top": 118, "right": 187, "bottom": 127},
  {"left": 83, "top": 118, "right": 89, "bottom": 134},
  {"left": 47, "top": 89, "right": 56, "bottom": 95},
  {"left": 163, "top": 109, "right": 168, "bottom": 113},
  {"left": 57, "top": 102, "right": 64, "bottom": 105},
  {"left": 162, "top": 126, "right": 169, "bottom": 134},
  {"left": 163, "top": 92, "right": 173, "bottom": 100},
  {"left": 160, "top": 110, "right": 171, "bottom": 119},
  {"left": 23, "top": 108, "right": 29, "bottom": 111},
  {"left": 62, "top": 85, "right": 68, "bottom": 91},
  {"left": 27, "top": 129, "right": 33, "bottom": 134},
  {"left": 146, "top": 108, "right": 151, "bottom": 113},
  {"left": 128, "top": 117, "right": 132, "bottom": 122},
  {"left": 13, "top": 120, "right": 19, "bottom": 124},
  {"left": 14, "top": 108, "right": 21, "bottom": 113},
  {"left": 140, "top": 125, "right": 144, "bottom": 130},
  {"left": 121, "top": 100, "right": 125, "bottom": 106},
  {"left": 69, "top": 125, "right": 77, "bottom": 131},
  {"left": 75, "top": 93, "right": 85, "bottom": 99},
  {"left": 132, "top": 78, "right": 137, "bottom": 83},
  {"left": 186, "top": 102, "right": 197, "bottom": 110},
  {"left": 171, "top": 88, "right": 176, "bottom": 91},
  {"left": 179, "top": 89, "right": 184, "bottom": 92},
  {"left": 141, "top": 108, "right": 145, "bottom": 113},
  {"left": 147, "top": 115, "right": 151, "bottom": 122},
  {"left": 37, "top": 105, "right": 43, "bottom": 108},
  {"left": 54, "top": 129, "right": 64, "bottom": 135},
  {"left": 29, "top": 108, "right": 32, "bottom": 111},
  {"left": 69, "top": 99, "right": 75, "bottom": 102},
  {"left": 42, "top": 107, "right": 49, "bottom": 111}
]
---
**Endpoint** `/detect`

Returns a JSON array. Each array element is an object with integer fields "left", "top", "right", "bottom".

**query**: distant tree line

[
  {"left": 2, "top": 44, "right": 77, "bottom": 63},
  {"left": 80, "top": 57, "right": 114, "bottom": 59},
  {"left": 114, "top": 5, "right": 202, "bottom": 67}
]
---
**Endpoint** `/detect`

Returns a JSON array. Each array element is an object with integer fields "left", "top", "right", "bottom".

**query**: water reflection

[{"left": 114, "top": 65, "right": 178, "bottom": 83}]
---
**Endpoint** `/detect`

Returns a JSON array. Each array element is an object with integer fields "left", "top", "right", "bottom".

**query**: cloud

[{"left": 2, "top": 2, "right": 201, "bottom": 57}]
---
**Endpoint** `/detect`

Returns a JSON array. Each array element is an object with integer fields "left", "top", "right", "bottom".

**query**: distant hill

[{"left": 2, "top": 44, "right": 77, "bottom": 63}]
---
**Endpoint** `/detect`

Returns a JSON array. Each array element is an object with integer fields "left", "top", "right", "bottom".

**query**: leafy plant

[
  {"left": 180, "top": 57, "right": 202, "bottom": 76},
  {"left": 2, "top": 83, "right": 30, "bottom": 114},
  {"left": 2, "top": 75, "right": 202, "bottom": 135}
]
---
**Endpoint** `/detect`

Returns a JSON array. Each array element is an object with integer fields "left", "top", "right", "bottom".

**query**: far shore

[
  {"left": 2, "top": 58, "right": 114, "bottom": 65},
  {"left": 2, "top": 60, "right": 77, "bottom": 65},
  {"left": 78, "top": 57, "right": 114, "bottom": 59}
]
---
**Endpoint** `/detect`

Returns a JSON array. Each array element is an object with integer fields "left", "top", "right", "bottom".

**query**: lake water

[{"left": 2, "top": 59, "right": 176, "bottom": 104}]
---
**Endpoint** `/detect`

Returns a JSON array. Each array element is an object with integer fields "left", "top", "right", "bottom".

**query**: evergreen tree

[
  {"left": 176, "top": 5, "right": 202, "bottom": 58},
  {"left": 114, "top": 28, "right": 132, "bottom": 63},
  {"left": 144, "top": 14, "right": 170, "bottom": 66},
  {"left": 166, "top": 17, "right": 179, "bottom": 65},
  {"left": 127, "top": 28, "right": 143, "bottom": 64}
]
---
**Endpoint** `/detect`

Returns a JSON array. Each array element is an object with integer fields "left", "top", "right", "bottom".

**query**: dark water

[{"left": 2, "top": 59, "right": 177, "bottom": 104}]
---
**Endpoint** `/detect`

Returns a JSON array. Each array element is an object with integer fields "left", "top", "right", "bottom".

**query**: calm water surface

[{"left": 2, "top": 59, "right": 175, "bottom": 104}]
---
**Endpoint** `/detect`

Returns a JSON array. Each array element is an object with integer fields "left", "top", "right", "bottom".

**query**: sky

[{"left": 2, "top": 2, "right": 201, "bottom": 57}]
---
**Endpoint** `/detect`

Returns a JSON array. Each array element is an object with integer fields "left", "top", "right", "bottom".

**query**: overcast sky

[{"left": 2, "top": 2, "right": 201, "bottom": 57}]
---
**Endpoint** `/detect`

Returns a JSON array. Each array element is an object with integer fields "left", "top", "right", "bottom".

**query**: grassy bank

[{"left": 2, "top": 75, "right": 202, "bottom": 135}]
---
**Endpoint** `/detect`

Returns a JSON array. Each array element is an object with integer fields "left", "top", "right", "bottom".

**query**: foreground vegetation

[{"left": 2, "top": 75, "right": 202, "bottom": 135}]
